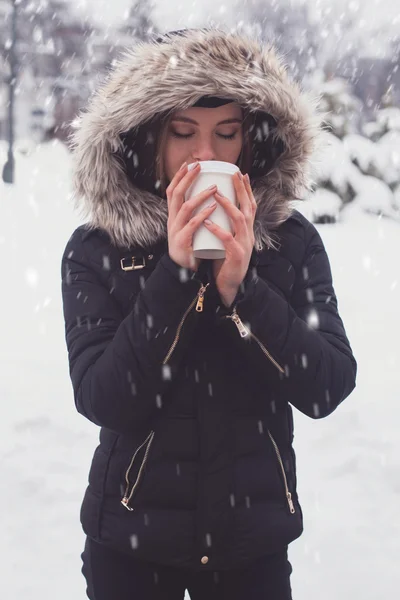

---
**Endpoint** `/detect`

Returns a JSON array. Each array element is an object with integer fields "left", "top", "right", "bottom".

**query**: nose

[{"left": 193, "top": 137, "right": 216, "bottom": 162}]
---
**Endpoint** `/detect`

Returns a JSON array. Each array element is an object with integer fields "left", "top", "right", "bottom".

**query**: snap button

[{"left": 201, "top": 556, "right": 209, "bottom": 565}]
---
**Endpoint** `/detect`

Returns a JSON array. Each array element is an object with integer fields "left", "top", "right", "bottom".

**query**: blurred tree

[
  {"left": 233, "top": 0, "right": 319, "bottom": 81},
  {"left": 0, "top": 0, "right": 93, "bottom": 144},
  {"left": 118, "top": 0, "right": 158, "bottom": 42}
]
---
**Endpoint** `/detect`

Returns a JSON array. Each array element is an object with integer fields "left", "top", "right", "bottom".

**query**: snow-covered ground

[{"left": 0, "top": 141, "right": 399, "bottom": 599}]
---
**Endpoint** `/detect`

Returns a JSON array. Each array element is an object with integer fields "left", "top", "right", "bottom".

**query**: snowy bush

[
  {"left": 351, "top": 175, "right": 397, "bottom": 219},
  {"left": 375, "top": 107, "right": 400, "bottom": 133},
  {"left": 299, "top": 189, "right": 342, "bottom": 224},
  {"left": 303, "top": 71, "right": 400, "bottom": 226},
  {"left": 361, "top": 109, "right": 400, "bottom": 187},
  {"left": 343, "top": 134, "right": 381, "bottom": 178},
  {"left": 316, "top": 78, "right": 364, "bottom": 139},
  {"left": 314, "top": 132, "right": 362, "bottom": 205},
  {"left": 342, "top": 132, "right": 400, "bottom": 188},
  {"left": 376, "top": 131, "right": 400, "bottom": 187},
  {"left": 0, "top": 138, "right": 37, "bottom": 161},
  {"left": 363, "top": 108, "right": 400, "bottom": 140},
  {"left": 394, "top": 185, "right": 400, "bottom": 213}
]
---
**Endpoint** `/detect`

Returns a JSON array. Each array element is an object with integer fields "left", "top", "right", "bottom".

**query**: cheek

[
  {"left": 164, "top": 139, "right": 190, "bottom": 180},
  {"left": 220, "top": 136, "right": 243, "bottom": 162}
]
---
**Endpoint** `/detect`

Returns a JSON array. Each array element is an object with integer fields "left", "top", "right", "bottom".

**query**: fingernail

[
  {"left": 207, "top": 200, "right": 217, "bottom": 208},
  {"left": 245, "top": 173, "right": 250, "bottom": 183},
  {"left": 208, "top": 184, "right": 217, "bottom": 190},
  {"left": 204, "top": 219, "right": 212, "bottom": 225},
  {"left": 237, "top": 171, "right": 243, "bottom": 181},
  {"left": 179, "top": 161, "right": 187, "bottom": 171}
]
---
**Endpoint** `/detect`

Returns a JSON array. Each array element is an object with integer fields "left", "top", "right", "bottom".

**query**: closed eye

[{"left": 171, "top": 132, "right": 238, "bottom": 140}]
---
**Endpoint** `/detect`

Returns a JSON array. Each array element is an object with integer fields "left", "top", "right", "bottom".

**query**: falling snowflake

[
  {"left": 306, "top": 288, "right": 314, "bottom": 302},
  {"left": 162, "top": 365, "right": 172, "bottom": 381},
  {"left": 130, "top": 534, "right": 139, "bottom": 549},
  {"left": 307, "top": 309, "right": 320, "bottom": 329},
  {"left": 25, "top": 268, "right": 38, "bottom": 287},
  {"left": 179, "top": 268, "right": 189, "bottom": 283},
  {"left": 102, "top": 255, "right": 111, "bottom": 271}
]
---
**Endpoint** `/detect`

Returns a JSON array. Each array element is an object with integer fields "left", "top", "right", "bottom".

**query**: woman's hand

[
  {"left": 204, "top": 172, "right": 257, "bottom": 307},
  {"left": 166, "top": 162, "right": 218, "bottom": 271}
]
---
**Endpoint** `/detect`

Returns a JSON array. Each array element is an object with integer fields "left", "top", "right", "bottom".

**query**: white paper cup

[{"left": 185, "top": 160, "right": 240, "bottom": 259}]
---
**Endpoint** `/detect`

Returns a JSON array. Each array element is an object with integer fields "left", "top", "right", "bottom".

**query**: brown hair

[{"left": 155, "top": 108, "right": 253, "bottom": 198}]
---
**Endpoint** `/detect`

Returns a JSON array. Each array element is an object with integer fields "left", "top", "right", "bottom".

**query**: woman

[{"left": 62, "top": 28, "right": 357, "bottom": 599}]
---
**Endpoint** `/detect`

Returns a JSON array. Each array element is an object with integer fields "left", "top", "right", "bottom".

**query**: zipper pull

[
  {"left": 286, "top": 492, "right": 295, "bottom": 514},
  {"left": 230, "top": 310, "right": 250, "bottom": 338},
  {"left": 121, "top": 497, "right": 134, "bottom": 512},
  {"left": 196, "top": 283, "right": 209, "bottom": 312}
]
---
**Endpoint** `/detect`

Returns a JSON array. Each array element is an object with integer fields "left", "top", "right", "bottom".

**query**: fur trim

[{"left": 70, "top": 28, "right": 325, "bottom": 250}]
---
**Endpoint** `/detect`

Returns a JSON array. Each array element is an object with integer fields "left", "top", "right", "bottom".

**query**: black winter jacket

[{"left": 62, "top": 29, "right": 357, "bottom": 571}]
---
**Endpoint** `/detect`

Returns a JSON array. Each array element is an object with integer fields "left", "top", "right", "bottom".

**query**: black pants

[{"left": 81, "top": 537, "right": 293, "bottom": 600}]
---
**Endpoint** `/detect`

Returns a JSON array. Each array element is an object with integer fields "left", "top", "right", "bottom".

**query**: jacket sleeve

[
  {"left": 218, "top": 221, "right": 357, "bottom": 419},
  {"left": 61, "top": 228, "right": 210, "bottom": 434}
]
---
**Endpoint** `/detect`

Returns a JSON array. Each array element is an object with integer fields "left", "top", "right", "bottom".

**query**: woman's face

[{"left": 164, "top": 102, "right": 244, "bottom": 183}]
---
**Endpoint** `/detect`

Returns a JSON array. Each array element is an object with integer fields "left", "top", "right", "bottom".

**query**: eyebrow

[{"left": 171, "top": 117, "right": 243, "bottom": 126}]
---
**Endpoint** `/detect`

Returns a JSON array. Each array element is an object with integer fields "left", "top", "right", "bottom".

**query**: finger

[
  {"left": 243, "top": 173, "right": 257, "bottom": 214},
  {"left": 203, "top": 219, "right": 241, "bottom": 255},
  {"left": 167, "top": 163, "right": 201, "bottom": 222},
  {"left": 174, "top": 185, "right": 217, "bottom": 231},
  {"left": 181, "top": 200, "right": 217, "bottom": 237},
  {"left": 174, "top": 162, "right": 202, "bottom": 200},
  {"left": 214, "top": 191, "right": 247, "bottom": 240},
  {"left": 166, "top": 162, "right": 190, "bottom": 221},
  {"left": 233, "top": 171, "right": 253, "bottom": 220},
  {"left": 166, "top": 162, "right": 188, "bottom": 201}
]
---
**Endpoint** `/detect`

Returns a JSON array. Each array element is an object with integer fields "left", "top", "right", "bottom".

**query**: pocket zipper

[
  {"left": 163, "top": 282, "right": 209, "bottom": 365},
  {"left": 224, "top": 307, "right": 285, "bottom": 374},
  {"left": 121, "top": 431, "right": 155, "bottom": 511},
  {"left": 267, "top": 429, "right": 295, "bottom": 514}
]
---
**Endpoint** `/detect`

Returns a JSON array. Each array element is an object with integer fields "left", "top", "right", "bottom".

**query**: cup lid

[{"left": 187, "top": 160, "right": 240, "bottom": 174}]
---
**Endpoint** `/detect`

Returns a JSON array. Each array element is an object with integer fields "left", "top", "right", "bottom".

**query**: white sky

[{"left": 75, "top": 0, "right": 400, "bottom": 31}]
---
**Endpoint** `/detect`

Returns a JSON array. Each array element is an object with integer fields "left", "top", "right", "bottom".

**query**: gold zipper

[
  {"left": 225, "top": 308, "right": 285, "bottom": 374},
  {"left": 121, "top": 431, "right": 155, "bottom": 511},
  {"left": 163, "top": 282, "right": 209, "bottom": 365},
  {"left": 267, "top": 430, "right": 295, "bottom": 514},
  {"left": 195, "top": 284, "right": 209, "bottom": 312}
]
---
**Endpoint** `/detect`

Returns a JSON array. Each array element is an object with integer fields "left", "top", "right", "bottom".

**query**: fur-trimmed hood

[{"left": 70, "top": 28, "right": 324, "bottom": 251}]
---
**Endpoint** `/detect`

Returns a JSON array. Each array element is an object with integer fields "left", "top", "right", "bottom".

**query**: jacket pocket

[
  {"left": 267, "top": 429, "right": 296, "bottom": 514},
  {"left": 121, "top": 431, "right": 155, "bottom": 511}
]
